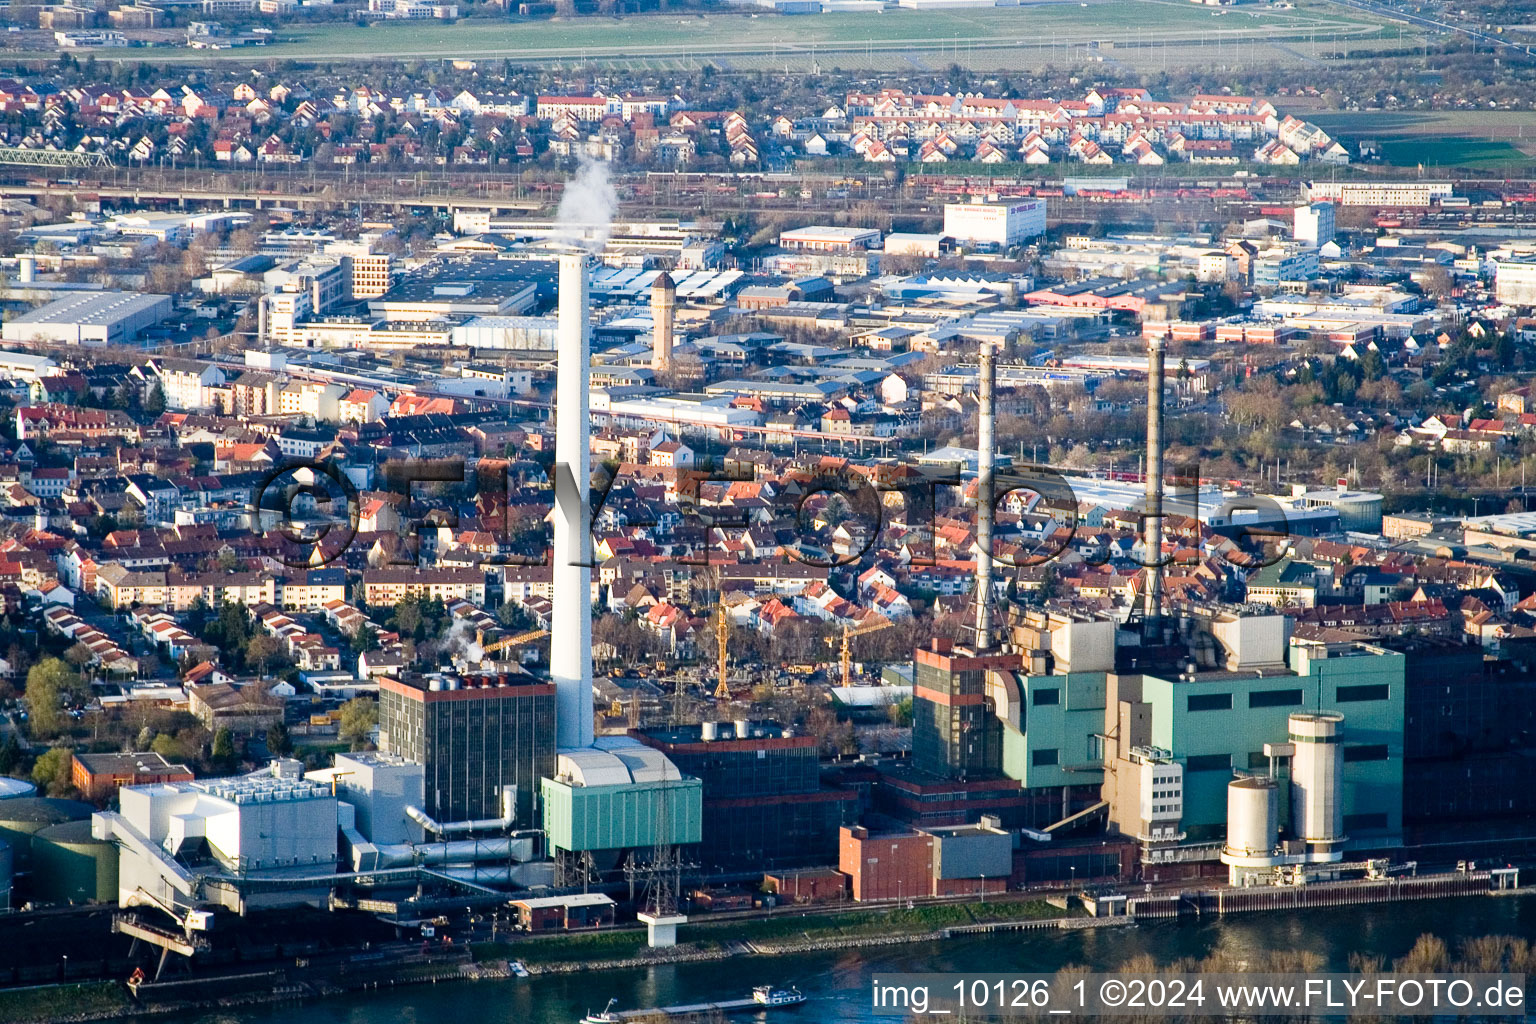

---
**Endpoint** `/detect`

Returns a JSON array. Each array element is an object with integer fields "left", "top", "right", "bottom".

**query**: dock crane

[
  {"left": 115, "top": 888, "right": 214, "bottom": 984},
  {"left": 826, "top": 619, "right": 894, "bottom": 687},
  {"left": 479, "top": 628, "right": 550, "bottom": 659}
]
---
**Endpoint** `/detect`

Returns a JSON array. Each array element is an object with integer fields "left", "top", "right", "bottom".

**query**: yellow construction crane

[
  {"left": 826, "top": 619, "right": 894, "bottom": 687},
  {"left": 713, "top": 608, "right": 731, "bottom": 700},
  {"left": 480, "top": 628, "right": 551, "bottom": 658},
  {"left": 326, "top": 769, "right": 354, "bottom": 797}
]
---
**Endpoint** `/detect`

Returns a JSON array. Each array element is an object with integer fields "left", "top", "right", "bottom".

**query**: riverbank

[
  {"left": 470, "top": 898, "right": 1069, "bottom": 973},
  {"left": 0, "top": 883, "right": 1525, "bottom": 1024},
  {"left": 0, "top": 983, "right": 131, "bottom": 1024}
]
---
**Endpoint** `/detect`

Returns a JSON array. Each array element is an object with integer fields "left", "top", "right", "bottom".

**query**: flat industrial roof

[{"left": 10, "top": 290, "right": 169, "bottom": 326}]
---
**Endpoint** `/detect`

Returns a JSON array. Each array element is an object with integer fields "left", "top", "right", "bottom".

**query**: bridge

[{"left": 0, "top": 147, "right": 109, "bottom": 168}]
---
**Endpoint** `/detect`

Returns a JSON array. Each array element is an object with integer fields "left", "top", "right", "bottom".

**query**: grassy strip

[
  {"left": 684, "top": 899, "right": 1063, "bottom": 944},
  {"left": 474, "top": 928, "right": 652, "bottom": 966},
  {"left": 0, "top": 983, "right": 130, "bottom": 1024},
  {"left": 471, "top": 900, "right": 1064, "bottom": 965}
]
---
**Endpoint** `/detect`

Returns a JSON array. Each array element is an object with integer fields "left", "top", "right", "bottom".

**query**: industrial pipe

[{"left": 404, "top": 787, "right": 516, "bottom": 836}]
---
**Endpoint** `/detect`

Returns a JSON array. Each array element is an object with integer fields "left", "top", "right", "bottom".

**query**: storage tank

[
  {"left": 0, "top": 778, "right": 36, "bottom": 801},
  {"left": 0, "top": 798, "right": 92, "bottom": 873},
  {"left": 1223, "top": 776, "right": 1279, "bottom": 857},
  {"left": 1289, "top": 712, "right": 1345, "bottom": 846},
  {"left": 30, "top": 820, "right": 118, "bottom": 905},
  {"left": 0, "top": 838, "right": 12, "bottom": 911}
]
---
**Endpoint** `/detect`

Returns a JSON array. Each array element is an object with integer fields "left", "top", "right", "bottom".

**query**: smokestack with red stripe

[{"left": 975, "top": 344, "right": 995, "bottom": 649}]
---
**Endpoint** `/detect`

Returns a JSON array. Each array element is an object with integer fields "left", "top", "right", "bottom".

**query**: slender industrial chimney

[
  {"left": 552, "top": 252, "right": 595, "bottom": 750},
  {"left": 1143, "top": 336, "right": 1165, "bottom": 632},
  {"left": 974, "top": 344, "right": 995, "bottom": 649},
  {"left": 650, "top": 271, "right": 676, "bottom": 373}
]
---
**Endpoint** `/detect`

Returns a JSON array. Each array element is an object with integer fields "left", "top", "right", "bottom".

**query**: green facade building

[
  {"left": 540, "top": 740, "right": 702, "bottom": 856},
  {"left": 1140, "top": 641, "right": 1404, "bottom": 845}
]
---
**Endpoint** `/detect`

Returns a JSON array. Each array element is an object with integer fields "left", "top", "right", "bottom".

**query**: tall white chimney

[
  {"left": 552, "top": 252, "right": 595, "bottom": 750},
  {"left": 974, "top": 345, "right": 995, "bottom": 648}
]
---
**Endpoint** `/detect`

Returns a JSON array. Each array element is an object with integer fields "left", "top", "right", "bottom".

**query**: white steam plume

[
  {"left": 555, "top": 155, "right": 618, "bottom": 253},
  {"left": 445, "top": 617, "right": 485, "bottom": 664}
]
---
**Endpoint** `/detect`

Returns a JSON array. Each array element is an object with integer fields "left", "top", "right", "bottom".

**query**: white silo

[
  {"left": 1289, "top": 711, "right": 1345, "bottom": 848},
  {"left": 1223, "top": 776, "right": 1279, "bottom": 858}
]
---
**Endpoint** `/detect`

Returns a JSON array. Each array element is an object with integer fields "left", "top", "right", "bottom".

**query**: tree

[
  {"left": 244, "top": 634, "right": 284, "bottom": 677},
  {"left": 0, "top": 734, "right": 20, "bottom": 775},
  {"left": 63, "top": 642, "right": 94, "bottom": 675},
  {"left": 266, "top": 722, "right": 293, "bottom": 756},
  {"left": 25, "top": 658, "right": 84, "bottom": 740},
  {"left": 211, "top": 727, "right": 236, "bottom": 772},
  {"left": 144, "top": 383, "right": 166, "bottom": 415},
  {"left": 351, "top": 622, "right": 379, "bottom": 653},
  {"left": 31, "top": 746, "right": 75, "bottom": 796},
  {"left": 338, "top": 697, "right": 379, "bottom": 750},
  {"left": 150, "top": 732, "right": 194, "bottom": 764}
]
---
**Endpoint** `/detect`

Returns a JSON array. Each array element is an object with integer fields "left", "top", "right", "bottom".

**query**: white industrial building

[
  {"left": 1283, "top": 484, "right": 1384, "bottom": 533},
  {"left": 96, "top": 761, "right": 339, "bottom": 912},
  {"left": 1, "top": 291, "right": 173, "bottom": 346},
  {"left": 943, "top": 200, "right": 1047, "bottom": 248},
  {"left": 1293, "top": 202, "right": 1336, "bottom": 248},
  {"left": 1301, "top": 180, "right": 1454, "bottom": 207},
  {"left": 449, "top": 315, "right": 559, "bottom": 350},
  {"left": 1495, "top": 258, "right": 1536, "bottom": 306},
  {"left": 884, "top": 233, "right": 944, "bottom": 258},
  {"left": 0, "top": 351, "right": 57, "bottom": 380},
  {"left": 778, "top": 226, "right": 882, "bottom": 252},
  {"left": 591, "top": 389, "right": 762, "bottom": 438}
]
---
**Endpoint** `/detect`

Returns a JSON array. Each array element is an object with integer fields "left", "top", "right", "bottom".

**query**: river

[{"left": 146, "top": 895, "right": 1536, "bottom": 1024}]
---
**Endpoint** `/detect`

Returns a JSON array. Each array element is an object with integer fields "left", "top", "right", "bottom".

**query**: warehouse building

[
  {"left": 838, "top": 819, "right": 1012, "bottom": 901},
  {"left": 943, "top": 199, "right": 1047, "bottom": 248},
  {"left": 778, "top": 226, "right": 882, "bottom": 252},
  {"left": 71, "top": 752, "right": 194, "bottom": 802},
  {"left": 1, "top": 291, "right": 173, "bottom": 346}
]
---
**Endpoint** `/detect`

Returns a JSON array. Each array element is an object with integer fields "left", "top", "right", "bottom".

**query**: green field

[
  {"left": 110, "top": 0, "right": 1386, "bottom": 64},
  {"left": 1307, "top": 110, "right": 1536, "bottom": 171}
]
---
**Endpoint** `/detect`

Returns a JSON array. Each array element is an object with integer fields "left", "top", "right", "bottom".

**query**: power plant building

[
  {"left": 893, "top": 610, "right": 1117, "bottom": 830},
  {"left": 377, "top": 674, "right": 556, "bottom": 826},
  {"left": 540, "top": 737, "right": 702, "bottom": 862},
  {"left": 96, "top": 762, "right": 339, "bottom": 912},
  {"left": 1101, "top": 632, "right": 1404, "bottom": 884},
  {"left": 634, "top": 721, "right": 859, "bottom": 871}
]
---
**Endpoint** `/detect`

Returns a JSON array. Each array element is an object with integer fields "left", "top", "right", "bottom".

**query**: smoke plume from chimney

[{"left": 555, "top": 155, "right": 619, "bottom": 253}]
